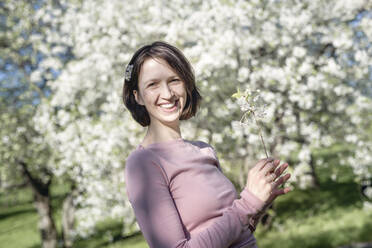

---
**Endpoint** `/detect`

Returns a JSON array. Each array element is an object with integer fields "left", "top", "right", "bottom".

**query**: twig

[{"left": 252, "top": 111, "right": 269, "bottom": 158}]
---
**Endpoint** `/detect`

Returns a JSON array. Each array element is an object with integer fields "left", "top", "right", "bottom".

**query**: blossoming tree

[{"left": 0, "top": 1, "right": 69, "bottom": 247}]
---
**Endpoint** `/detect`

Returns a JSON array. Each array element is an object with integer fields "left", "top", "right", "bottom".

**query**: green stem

[{"left": 252, "top": 111, "right": 269, "bottom": 158}]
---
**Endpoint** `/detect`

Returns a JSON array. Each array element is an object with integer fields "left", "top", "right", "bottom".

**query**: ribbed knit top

[{"left": 124, "top": 139, "right": 265, "bottom": 248}]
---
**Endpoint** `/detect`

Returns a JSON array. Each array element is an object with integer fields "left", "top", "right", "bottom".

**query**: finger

[
  {"left": 265, "top": 173, "right": 276, "bottom": 183},
  {"left": 266, "top": 193, "right": 276, "bottom": 204},
  {"left": 255, "top": 157, "right": 274, "bottom": 171},
  {"left": 273, "top": 159, "right": 280, "bottom": 167},
  {"left": 272, "top": 187, "right": 291, "bottom": 197},
  {"left": 266, "top": 182, "right": 291, "bottom": 204},
  {"left": 267, "top": 159, "right": 280, "bottom": 175},
  {"left": 272, "top": 173, "right": 291, "bottom": 189},
  {"left": 261, "top": 161, "right": 279, "bottom": 175},
  {"left": 274, "top": 163, "right": 288, "bottom": 177}
]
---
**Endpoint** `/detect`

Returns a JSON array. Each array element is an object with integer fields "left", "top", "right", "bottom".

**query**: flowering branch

[{"left": 232, "top": 88, "right": 269, "bottom": 158}]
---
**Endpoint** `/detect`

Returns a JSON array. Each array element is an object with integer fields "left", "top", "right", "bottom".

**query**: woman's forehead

[{"left": 139, "top": 58, "right": 179, "bottom": 82}]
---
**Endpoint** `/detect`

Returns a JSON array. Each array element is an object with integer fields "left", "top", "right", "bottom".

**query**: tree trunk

[
  {"left": 34, "top": 191, "right": 58, "bottom": 248},
  {"left": 294, "top": 106, "right": 320, "bottom": 189},
  {"left": 62, "top": 187, "right": 76, "bottom": 248},
  {"left": 18, "top": 160, "right": 57, "bottom": 248},
  {"left": 309, "top": 153, "right": 320, "bottom": 188}
]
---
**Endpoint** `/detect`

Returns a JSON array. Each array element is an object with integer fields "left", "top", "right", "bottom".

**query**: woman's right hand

[{"left": 245, "top": 158, "right": 291, "bottom": 203}]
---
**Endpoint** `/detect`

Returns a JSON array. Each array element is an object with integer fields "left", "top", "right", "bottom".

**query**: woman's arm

[{"left": 125, "top": 150, "right": 265, "bottom": 248}]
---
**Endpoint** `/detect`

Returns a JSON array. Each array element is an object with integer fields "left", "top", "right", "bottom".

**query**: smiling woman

[
  {"left": 123, "top": 41, "right": 201, "bottom": 129},
  {"left": 122, "top": 41, "right": 291, "bottom": 248}
]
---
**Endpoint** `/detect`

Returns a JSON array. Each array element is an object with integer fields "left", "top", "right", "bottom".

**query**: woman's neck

[{"left": 141, "top": 121, "right": 182, "bottom": 147}]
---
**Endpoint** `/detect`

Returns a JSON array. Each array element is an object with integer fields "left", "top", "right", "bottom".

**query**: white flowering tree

[
  {"left": 34, "top": 0, "right": 149, "bottom": 238},
  {"left": 225, "top": 0, "right": 372, "bottom": 190},
  {"left": 0, "top": 1, "right": 69, "bottom": 247},
  {"left": 34, "top": 0, "right": 372, "bottom": 239}
]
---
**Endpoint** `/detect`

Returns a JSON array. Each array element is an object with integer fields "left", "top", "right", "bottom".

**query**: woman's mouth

[{"left": 159, "top": 100, "right": 178, "bottom": 112}]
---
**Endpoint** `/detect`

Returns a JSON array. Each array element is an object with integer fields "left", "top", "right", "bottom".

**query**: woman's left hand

[
  {"left": 264, "top": 159, "right": 291, "bottom": 206},
  {"left": 249, "top": 159, "right": 291, "bottom": 230}
]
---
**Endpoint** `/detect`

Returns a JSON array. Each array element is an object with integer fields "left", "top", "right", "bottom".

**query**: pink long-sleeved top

[{"left": 124, "top": 138, "right": 265, "bottom": 248}]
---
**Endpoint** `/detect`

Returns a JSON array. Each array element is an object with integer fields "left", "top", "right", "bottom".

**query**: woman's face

[{"left": 134, "top": 58, "right": 187, "bottom": 128}]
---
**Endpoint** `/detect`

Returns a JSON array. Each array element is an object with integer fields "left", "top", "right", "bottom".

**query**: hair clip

[{"left": 125, "top": 64, "right": 134, "bottom": 81}]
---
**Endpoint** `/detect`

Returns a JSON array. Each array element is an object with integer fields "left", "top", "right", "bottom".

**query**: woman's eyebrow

[
  {"left": 168, "top": 75, "right": 179, "bottom": 79},
  {"left": 142, "top": 78, "right": 158, "bottom": 85},
  {"left": 144, "top": 75, "right": 179, "bottom": 84}
]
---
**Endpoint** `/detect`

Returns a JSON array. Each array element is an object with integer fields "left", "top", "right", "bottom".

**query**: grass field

[{"left": 1, "top": 180, "right": 371, "bottom": 248}]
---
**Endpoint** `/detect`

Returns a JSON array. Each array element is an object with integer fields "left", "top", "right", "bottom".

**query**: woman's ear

[{"left": 133, "top": 90, "right": 144, "bottom": 105}]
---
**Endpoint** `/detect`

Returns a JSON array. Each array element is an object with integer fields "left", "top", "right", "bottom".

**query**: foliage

[
  {"left": 0, "top": 100, "right": 54, "bottom": 190},
  {"left": 0, "top": 0, "right": 69, "bottom": 188},
  {"left": 229, "top": 0, "right": 372, "bottom": 188},
  {"left": 0, "top": 1, "right": 73, "bottom": 247},
  {"left": 0, "top": 0, "right": 67, "bottom": 104}
]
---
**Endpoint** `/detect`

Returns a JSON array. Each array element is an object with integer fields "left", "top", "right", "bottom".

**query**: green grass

[
  {"left": 0, "top": 187, "right": 40, "bottom": 248},
  {"left": 255, "top": 181, "right": 372, "bottom": 248},
  {"left": 256, "top": 207, "right": 372, "bottom": 248},
  {"left": 73, "top": 220, "right": 147, "bottom": 248},
  {"left": 1, "top": 180, "right": 371, "bottom": 248},
  {"left": 0, "top": 202, "right": 40, "bottom": 247},
  {"left": 0, "top": 184, "right": 66, "bottom": 248}
]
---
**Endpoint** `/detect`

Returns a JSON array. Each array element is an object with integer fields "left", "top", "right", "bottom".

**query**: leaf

[{"left": 232, "top": 88, "right": 241, "bottom": 99}]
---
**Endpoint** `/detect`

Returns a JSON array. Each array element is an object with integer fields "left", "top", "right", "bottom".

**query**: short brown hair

[{"left": 123, "top": 41, "right": 202, "bottom": 127}]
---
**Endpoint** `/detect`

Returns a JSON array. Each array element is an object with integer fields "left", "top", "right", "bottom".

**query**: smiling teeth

[{"left": 160, "top": 102, "right": 176, "bottom": 108}]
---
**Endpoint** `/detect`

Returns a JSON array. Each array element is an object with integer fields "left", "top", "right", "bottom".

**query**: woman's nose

[{"left": 160, "top": 82, "right": 174, "bottom": 99}]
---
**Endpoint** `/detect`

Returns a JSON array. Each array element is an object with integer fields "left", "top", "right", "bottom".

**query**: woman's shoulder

[
  {"left": 124, "top": 147, "right": 168, "bottom": 183},
  {"left": 125, "top": 147, "right": 157, "bottom": 168}
]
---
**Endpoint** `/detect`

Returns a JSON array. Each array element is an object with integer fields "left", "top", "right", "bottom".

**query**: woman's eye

[{"left": 170, "top": 78, "right": 180, "bottom": 83}]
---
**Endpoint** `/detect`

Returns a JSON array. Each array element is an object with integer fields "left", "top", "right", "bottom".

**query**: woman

[{"left": 123, "top": 41, "right": 291, "bottom": 248}]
